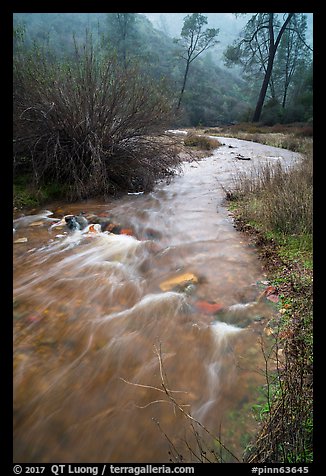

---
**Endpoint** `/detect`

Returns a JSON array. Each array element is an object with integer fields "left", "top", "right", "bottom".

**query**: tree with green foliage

[
  {"left": 106, "top": 13, "right": 138, "bottom": 68},
  {"left": 174, "top": 13, "right": 219, "bottom": 110},
  {"left": 224, "top": 13, "right": 311, "bottom": 122},
  {"left": 272, "top": 14, "right": 311, "bottom": 109}
]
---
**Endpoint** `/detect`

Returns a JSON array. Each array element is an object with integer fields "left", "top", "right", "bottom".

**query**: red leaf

[
  {"left": 264, "top": 286, "right": 279, "bottom": 303},
  {"left": 266, "top": 293, "right": 279, "bottom": 303}
]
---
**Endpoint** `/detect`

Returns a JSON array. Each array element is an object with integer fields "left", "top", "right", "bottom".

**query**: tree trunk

[
  {"left": 252, "top": 13, "right": 294, "bottom": 122},
  {"left": 252, "top": 49, "right": 276, "bottom": 122},
  {"left": 282, "top": 82, "right": 289, "bottom": 109},
  {"left": 177, "top": 60, "right": 190, "bottom": 110}
]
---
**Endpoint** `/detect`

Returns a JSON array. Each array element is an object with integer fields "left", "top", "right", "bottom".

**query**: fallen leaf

[
  {"left": 264, "top": 285, "right": 276, "bottom": 294},
  {"left": 264, "top": 326, "right": 274, "bottom": 336},
  {"left": 266, "top": 293, "right": 279, "bottom": 303},
  {"left": 277, "top": 348, "right": 284, "bottom": 358},
  {"left": 260, "top": 285, "right": 279, "bottom": 303}
]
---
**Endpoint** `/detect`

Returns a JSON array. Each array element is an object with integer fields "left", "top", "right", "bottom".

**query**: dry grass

[
  {"left": 243, "top": 260, "right": 313, "bottom": 463},
  {"left": 184, "top": 133, "right": 222, "bottom": 150},
  {"left": 226, "top": 151, "right": 312, "bottom": 236},
  {"left": 203, "top": 123, "right": 313, "bottom": 153}
]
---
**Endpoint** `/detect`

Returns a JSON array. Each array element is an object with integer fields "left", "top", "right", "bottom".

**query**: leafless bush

[{"left": 13, "top": 39, "right": 181, "bottom": 199}]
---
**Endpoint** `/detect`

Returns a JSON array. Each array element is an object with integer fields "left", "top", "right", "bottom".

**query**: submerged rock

[
  {"left": 14, "top": 237, "right": 28, "bottom": 243},
  {"left": 193, "top": 300, "right": 224, "bottom": 315},
  {"left": 65, "top": 215, "right": 89, "bottom": 230},
  {"left": 159, "top": 272, "right": 198, "bottom": 292}
]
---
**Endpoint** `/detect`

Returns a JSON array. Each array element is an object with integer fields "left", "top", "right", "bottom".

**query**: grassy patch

[
  {"left": 13, "top": 184, "right": 40, "bottom": 209},
  {"left": 13, "top": 174, "right": 71, "bottom": 209},
  {"left": 226, "top": 152, "right": 312, "bottom": 236},
  {"left": 184, "top": 133, "right": 221, "bottom": 150}
]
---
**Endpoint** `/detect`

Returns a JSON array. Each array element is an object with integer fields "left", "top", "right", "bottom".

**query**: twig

[{"left": 120, "top": 341, "right": 240, "bottom": 463}]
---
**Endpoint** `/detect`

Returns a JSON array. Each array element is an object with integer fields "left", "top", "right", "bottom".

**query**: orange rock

[
  {"left": 120, "top": 228, "right": 134, "bottom": 236},
  {"left": 159, "top": 273, "right": 198, "bottom": 292},
  {"left": 193, "top": 300, "right": 224, "bottom": 315}
]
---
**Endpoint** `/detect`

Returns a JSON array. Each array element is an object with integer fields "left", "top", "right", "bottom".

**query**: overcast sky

[{"left": 142, "top": 12, "right": 313, "bottom": 46}]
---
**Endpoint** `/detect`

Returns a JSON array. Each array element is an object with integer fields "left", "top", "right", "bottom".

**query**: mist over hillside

[
  {"left": 142, "top": 12, "right": 247, "bottom": 62},
  {"left": 142, "top": 12, "right": 313, "bottom": 62},
  {"left": 13, "top": 12, "right": 313, "bottom": 126}
]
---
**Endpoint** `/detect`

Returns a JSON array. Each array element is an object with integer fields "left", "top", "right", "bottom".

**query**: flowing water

[{"left": 13, "top": 136, "right": 301, "bottom": 463}]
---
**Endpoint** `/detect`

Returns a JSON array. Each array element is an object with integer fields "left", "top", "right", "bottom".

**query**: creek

[{"left": 13, "top": 135, "right": 301, "bottom": 463}]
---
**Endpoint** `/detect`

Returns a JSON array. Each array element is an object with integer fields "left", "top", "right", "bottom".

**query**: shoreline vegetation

[{"left": 13, "top": 123, "right": 313, "bottom": 463}]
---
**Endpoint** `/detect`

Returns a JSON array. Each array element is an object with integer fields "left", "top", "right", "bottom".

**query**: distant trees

[
  {"left": 224, "top": 13, "right": 312, "bottom": 122},
  {"left": 174, "top": 13, "right": 219, "bottom": 110},
  {"left": 106, "top": 13, "right": 138, "bottom": 68},
  {"left": 273, "top": 14, "right": 311, "bottom": 110},
  {"left": 13, "top": 13, "right": 312, "bottom": 129}
]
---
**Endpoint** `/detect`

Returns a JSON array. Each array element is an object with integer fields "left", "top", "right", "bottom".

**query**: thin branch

[{"left": 121, "top": 342, "right": 240, "bottom": 462}]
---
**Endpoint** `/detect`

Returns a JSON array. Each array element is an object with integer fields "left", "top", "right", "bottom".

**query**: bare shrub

[{"left": 13, "top": 38, "right": 181, "bottom": 199}]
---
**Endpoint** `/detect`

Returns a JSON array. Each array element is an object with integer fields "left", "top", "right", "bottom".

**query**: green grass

[{"left": 14, "top": 174, "right": 70, "bottom": 210}]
